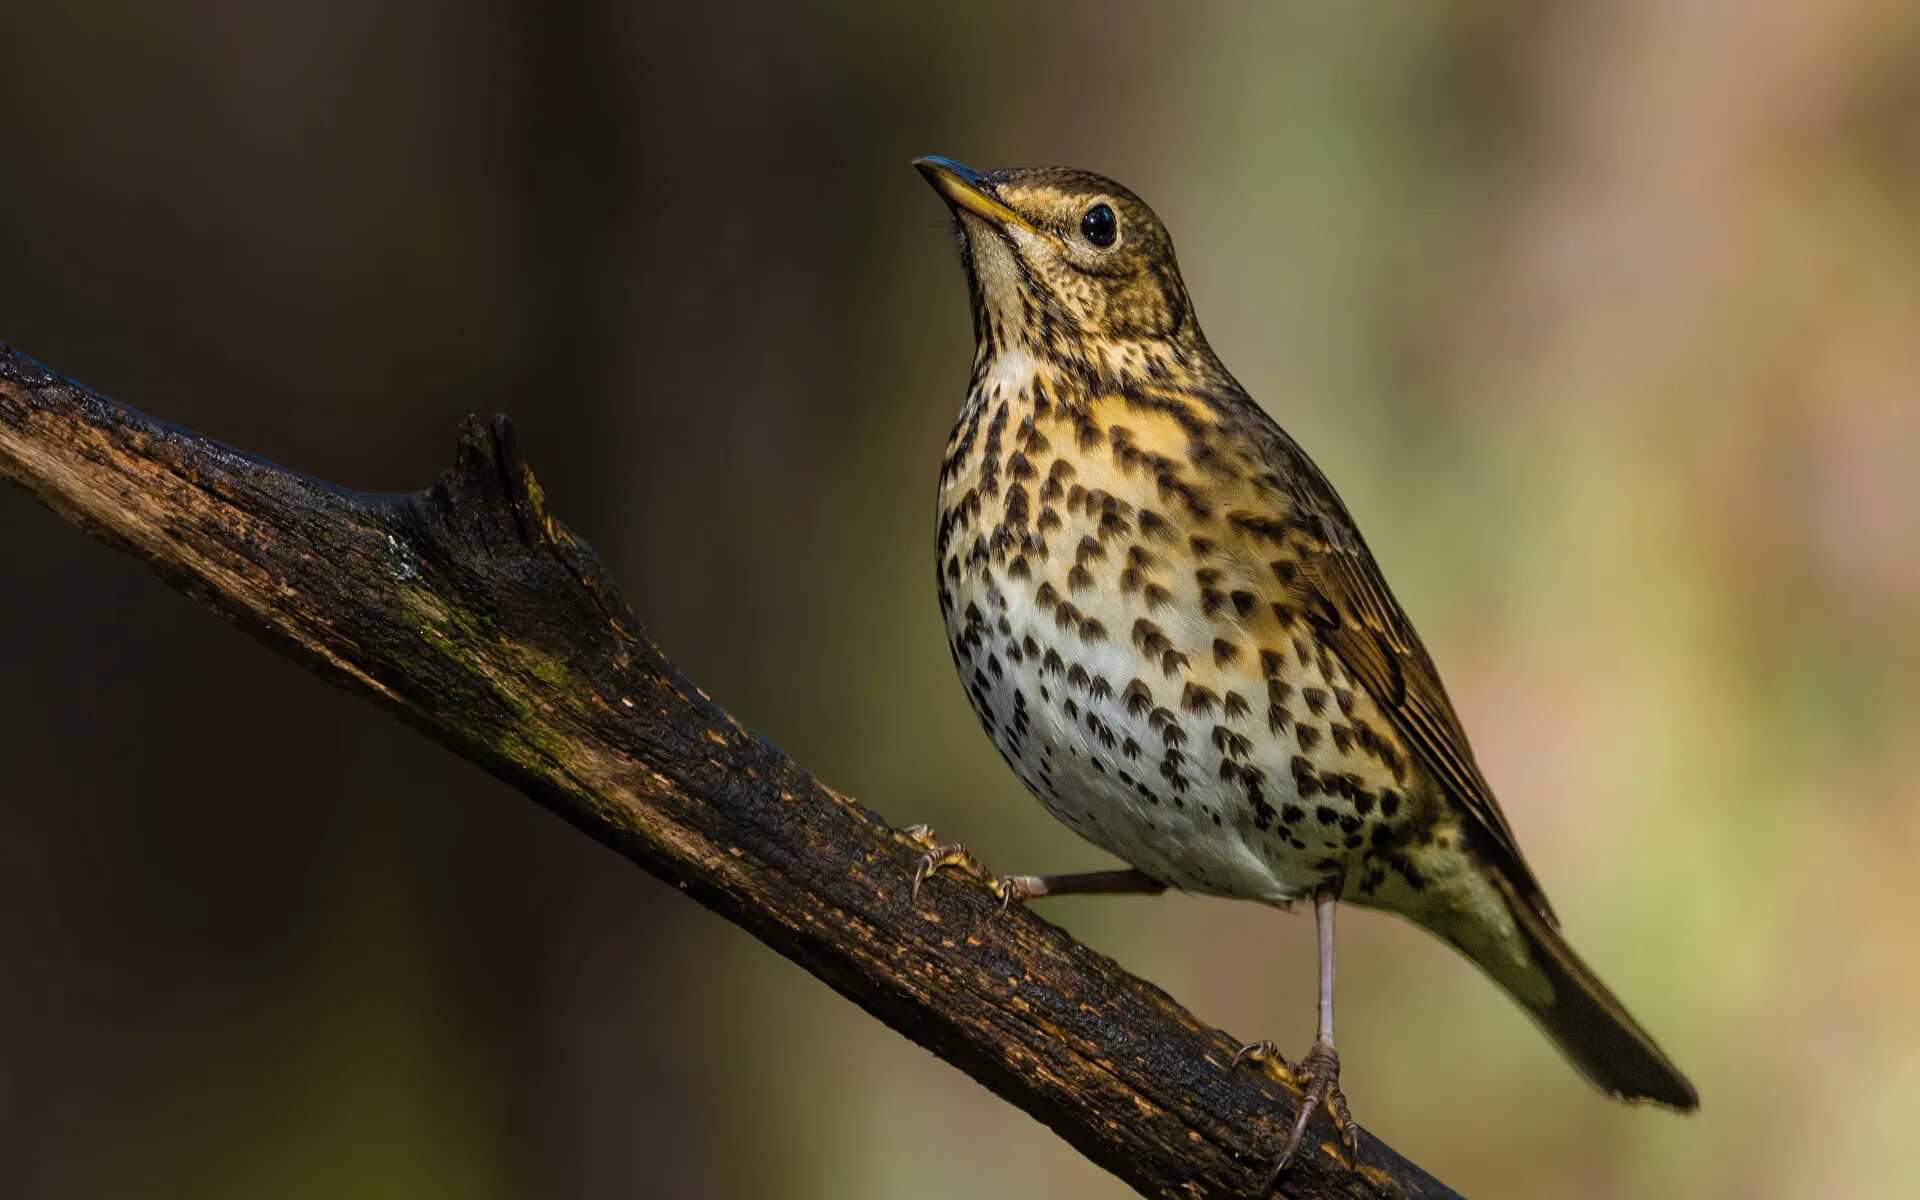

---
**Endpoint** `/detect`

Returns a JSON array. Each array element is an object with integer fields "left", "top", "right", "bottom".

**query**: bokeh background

[{"left": 3, "top": 3, "right": 1918, "bottom": 1197}]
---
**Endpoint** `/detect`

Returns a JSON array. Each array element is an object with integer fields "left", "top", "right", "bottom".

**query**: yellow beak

[{"left": 913, "top": 156, "right": 1033, "bottom": 231}]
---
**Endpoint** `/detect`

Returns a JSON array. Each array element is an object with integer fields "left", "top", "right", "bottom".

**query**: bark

[{"left": 0, "top": 344, "right": 1461, "bottom": 1200}]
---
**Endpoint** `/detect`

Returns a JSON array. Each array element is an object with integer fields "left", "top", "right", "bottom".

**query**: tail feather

[{"left": 1437, "top": 871, "right": 1699, "bottom": 1111}]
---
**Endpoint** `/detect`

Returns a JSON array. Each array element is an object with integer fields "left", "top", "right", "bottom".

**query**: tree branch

[{"left": 0, "top": 345, "right": 1460, "bottom": 1200}]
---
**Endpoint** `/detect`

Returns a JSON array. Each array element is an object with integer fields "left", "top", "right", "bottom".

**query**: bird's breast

[{"left": 936, "top": 368, "right": 1449, "bottom": 908}]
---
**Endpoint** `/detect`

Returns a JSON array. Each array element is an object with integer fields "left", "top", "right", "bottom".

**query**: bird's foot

[
  {"left": 994, "top": 874, "right": 1048, "bottom": 913},
  {"left": 1232, "top": 1037, "right": 1361, "bottom": 1184},
  {"left": 903, "top": 824, "right": 996, "bottom": 904},
  {"left": 1229, "top": 1039, "right": 1307, "bottom": 1088}
]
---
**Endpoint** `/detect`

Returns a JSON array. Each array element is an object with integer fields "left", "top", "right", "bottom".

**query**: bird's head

[{"left": 914, "top": 157, "right": 1206, "bottom": 374}]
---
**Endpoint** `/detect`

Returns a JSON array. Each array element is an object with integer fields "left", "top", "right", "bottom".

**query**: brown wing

[{"left": 1243, "top": 412, "right": 1556, "bottom": 923}]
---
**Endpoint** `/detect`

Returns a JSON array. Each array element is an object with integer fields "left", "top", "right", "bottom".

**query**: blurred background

[{"left": 2, "top": 2, "right": 1917, "bottom": 1197}]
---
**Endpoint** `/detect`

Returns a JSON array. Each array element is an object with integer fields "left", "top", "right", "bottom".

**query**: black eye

[{"left": 1080, "top": 203, "right": 1117, "bottom": 248}]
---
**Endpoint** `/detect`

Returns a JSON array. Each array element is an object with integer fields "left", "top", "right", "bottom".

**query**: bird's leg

[
  {"left": 905, "top": 825, "right": 1168, "bottom": 911},
  {"left": 1231, "top": 885, "right": 1362, "bottom": 1184},
  {"left": 996, "top": 869, "right": 1166, "bottom": 912}
]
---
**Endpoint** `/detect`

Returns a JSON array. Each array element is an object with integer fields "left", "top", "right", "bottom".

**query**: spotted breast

[{"left": 936, "top": 353, "right": 1453, "bottom": 912}]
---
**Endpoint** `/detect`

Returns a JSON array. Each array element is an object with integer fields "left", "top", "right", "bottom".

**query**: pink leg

[{"left": 1230, "top": 884, "right": 1362, "bottom": 1185}]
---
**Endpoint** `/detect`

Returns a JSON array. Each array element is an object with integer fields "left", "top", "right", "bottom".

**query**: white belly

[{"left": 944, "top": 528, "right": 1321, "bottom": 906}]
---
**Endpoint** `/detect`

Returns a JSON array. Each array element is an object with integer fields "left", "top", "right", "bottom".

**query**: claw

[
  {"left": 1230, "top": 1039, "right": 1279, "bottom": 1071},
  {"left": 1328, "top": 1086, "right": 1362, "bottom": 1168},
  {"left": 1262, "top": 1039, "right": 1359, "bottom": 1186},
  {"left": 1228, "top": 1039, "right": 1305, "bottom": 1089},
  {"left": 1230, "top": 1036, "right": 1359, "bottom": 1184},
  {"left": 903, "top": 824, "right": 988, "bottom": 904},
  {"left": 996, "top": 874, "right": 1042, "bottom": 913}
]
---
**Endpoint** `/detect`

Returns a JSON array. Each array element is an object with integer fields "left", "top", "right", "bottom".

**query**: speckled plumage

[
  {"left": 914, "top": 158, "right": 1696, "bottom": 1140},
  {"left": 937, "top": 358, "right": 1455, "bottom": 907}
]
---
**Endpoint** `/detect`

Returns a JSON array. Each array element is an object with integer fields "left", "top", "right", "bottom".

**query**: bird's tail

[{"left": 1426, "top": 871, "right": 1699, "bottom": 1111}]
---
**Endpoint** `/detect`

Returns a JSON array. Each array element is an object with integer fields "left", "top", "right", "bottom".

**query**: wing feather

[{"left": 1242, "top": 408, "right": 1555, "bottom": 922}]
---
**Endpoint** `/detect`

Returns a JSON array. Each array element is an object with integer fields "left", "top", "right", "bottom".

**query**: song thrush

[{"left": 909, "top": 155, "right": 1698, "bottom": 1181}]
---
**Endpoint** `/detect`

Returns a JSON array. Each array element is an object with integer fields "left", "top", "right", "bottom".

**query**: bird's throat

[{"left": 970, "top": 332, "right": 1231, "bottom": 409}]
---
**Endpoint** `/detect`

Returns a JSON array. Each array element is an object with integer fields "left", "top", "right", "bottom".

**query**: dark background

[{"left": 4, "top": 3, "right": 1919, "bottom": 1197}]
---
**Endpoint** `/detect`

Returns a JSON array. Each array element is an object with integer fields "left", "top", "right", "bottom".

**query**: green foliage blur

[{"left": 3, "top": 3, "right": 1917, "bottom": 1197}]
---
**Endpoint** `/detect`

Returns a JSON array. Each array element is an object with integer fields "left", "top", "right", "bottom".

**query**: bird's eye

[{"left": 1080, "top": 203, "right": 1117, "bottom": 248}]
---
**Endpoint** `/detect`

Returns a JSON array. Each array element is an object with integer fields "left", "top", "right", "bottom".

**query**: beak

[{"left": 913, "top": 156, "right": 1033, "bottom": 231}]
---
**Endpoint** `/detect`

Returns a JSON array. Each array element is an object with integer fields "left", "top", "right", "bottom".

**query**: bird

[{"left": 906, "top": 154, "right": 1698, "bottom": 1182}]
